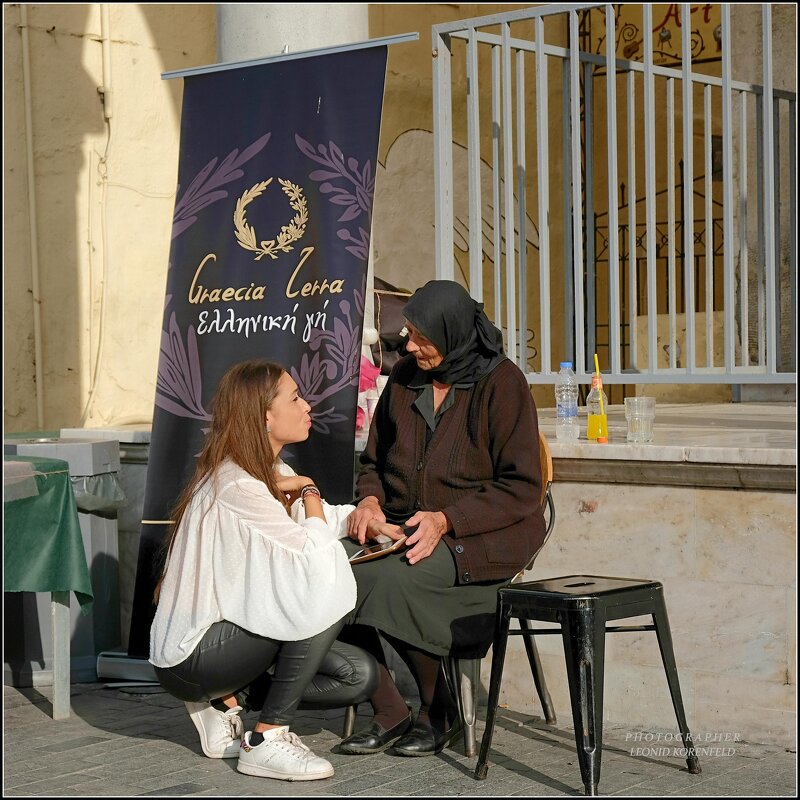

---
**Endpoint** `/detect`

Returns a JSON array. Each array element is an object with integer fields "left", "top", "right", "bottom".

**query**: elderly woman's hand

[
  {"left": 402, "top": 511, "right": 449, "bottom": 565},
  {"left": 346, "top": 497, "right": 386, "bottom": 545}
]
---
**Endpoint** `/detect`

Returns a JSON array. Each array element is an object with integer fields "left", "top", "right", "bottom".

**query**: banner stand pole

[{"left": 160, "top": 33, "right": 419, "bottom": 81}]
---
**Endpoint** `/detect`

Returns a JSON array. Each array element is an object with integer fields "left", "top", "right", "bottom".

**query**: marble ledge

[
  {"left": 56, "top": 404, "right": 796, "bottom": 474},
  {"left": 538, "top": 402, "right": 796, "bottom": 468}
]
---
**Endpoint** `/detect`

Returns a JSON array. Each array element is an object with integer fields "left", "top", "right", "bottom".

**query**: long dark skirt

[{"left": 341, "top": 539, "right": 505, "bottom": 659}]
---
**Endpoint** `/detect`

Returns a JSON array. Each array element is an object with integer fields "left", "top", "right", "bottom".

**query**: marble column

[{"left": 217, "top": 3, "right": 369, "bottom": 61}]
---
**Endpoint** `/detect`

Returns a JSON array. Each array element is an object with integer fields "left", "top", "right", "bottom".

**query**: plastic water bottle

[{"left": 555, "top": 362, "right": 579, "bottom": 441}]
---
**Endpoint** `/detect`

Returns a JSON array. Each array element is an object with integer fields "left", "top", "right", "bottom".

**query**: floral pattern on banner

[
  {"left": 157, "top": 134, "right": 270, "bottom": 419},
  {"left": 171, "top": 133, "right": 271, "bottom": 239},
  {"left": 156, "top": 310, "right": 211, "bottom": 422},
  {"left": 295, "top": 135, "right": 374, "bottom": 259},
  {"left": 291, "top": 291, "right": 365, "bottom": 433},
  {"left": 156, "top": 136, "right": 374, "bottom": 426}
]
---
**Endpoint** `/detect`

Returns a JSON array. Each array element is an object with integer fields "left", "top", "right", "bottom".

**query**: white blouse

[{"left": 149, "top": 458, "right": 356, "bottom": 668}]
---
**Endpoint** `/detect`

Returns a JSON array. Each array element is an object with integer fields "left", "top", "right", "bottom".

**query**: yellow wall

[
  {"left": 3, "top": 2, "right": 537, "bottom": 432},
  {"left": 370, "top": 4, "right": 795, "bottom": 407},
  {"left": 370, "top": 4, "right": 556, "bottom": 409},
  {"left": 370, "top": 3, "right": 539, "bottom": 298},
  {"left": 3, "top": 4, "right": 215, "bottom": 431},
  {"left": 3, "top": 4, "right": 795, "bottom": 432}
]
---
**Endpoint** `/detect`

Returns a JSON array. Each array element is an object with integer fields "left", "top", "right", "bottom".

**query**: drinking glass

[{"left": 625, "top": 396, "right": 656, "bottom": 443}]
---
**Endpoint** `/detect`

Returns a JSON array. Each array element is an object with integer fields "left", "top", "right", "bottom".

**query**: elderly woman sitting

[{"left": 339, "top": 279, "right": 546, "bottom": 756}]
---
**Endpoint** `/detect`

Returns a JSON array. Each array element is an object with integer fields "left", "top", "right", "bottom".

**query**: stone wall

[{"left": 489, "top": 481, "right": 796, "bottom": 746}]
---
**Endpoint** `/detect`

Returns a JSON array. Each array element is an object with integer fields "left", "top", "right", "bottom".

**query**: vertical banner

[{"left": 128, "top": 46, "right": 388, "bottom": 658}]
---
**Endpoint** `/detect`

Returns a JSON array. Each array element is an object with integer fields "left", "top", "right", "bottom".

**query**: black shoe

[
  {"left": 338, "top": 715, "right": 413, "bottom": 754},
  {"left": 390, "top": 718, "right": 464, "bottom": 757}
]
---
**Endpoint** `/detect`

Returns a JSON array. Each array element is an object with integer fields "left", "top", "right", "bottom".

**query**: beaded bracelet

[{"left": 300, "top": 484, "right": 321, "bottom": 500}]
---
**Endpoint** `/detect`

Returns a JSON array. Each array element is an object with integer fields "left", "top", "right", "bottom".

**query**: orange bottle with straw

[{"left": 587, "top": 354, "right": 608, "bottom": 441}]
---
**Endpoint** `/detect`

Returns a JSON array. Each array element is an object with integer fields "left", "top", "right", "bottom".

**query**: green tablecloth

[{"left": 4, "top": 455, "right": 93, "bottom": 611}]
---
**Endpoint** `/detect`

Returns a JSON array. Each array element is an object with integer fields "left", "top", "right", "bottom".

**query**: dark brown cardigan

[{"left": 355, "top": 355, "right": 546, "bottom": 584}]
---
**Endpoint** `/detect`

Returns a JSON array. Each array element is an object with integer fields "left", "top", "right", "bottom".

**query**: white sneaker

[
  {"left": 237, "top": 728, "right": 334, "bottom": 781},
  {"left": 184, "top": 701, "right": 243, "bottom": 759}
]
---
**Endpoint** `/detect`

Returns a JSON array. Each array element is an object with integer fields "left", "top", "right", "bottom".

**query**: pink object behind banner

[{"left": 357, "top": 356, "right": 381, "bottom": 430}]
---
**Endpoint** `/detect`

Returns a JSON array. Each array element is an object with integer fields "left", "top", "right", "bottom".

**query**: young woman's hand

[
  {"left": 367, "top": 520, "right": 406, "bottom": 542},
  {"left": 275, "top": 474, "right": 316, "bottom": 504},
  {"left": 346, "top": 497, "right": 386, "bottom": 544}
]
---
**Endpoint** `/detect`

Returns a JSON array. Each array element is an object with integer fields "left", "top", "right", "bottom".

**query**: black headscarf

[{"left": 402, "top": 280, "right": 506, "bottom": 385}]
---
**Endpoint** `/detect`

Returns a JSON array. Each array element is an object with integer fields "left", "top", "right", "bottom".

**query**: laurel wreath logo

[{"left": 234, "top": 178, "right": 308, "bottom": 261}]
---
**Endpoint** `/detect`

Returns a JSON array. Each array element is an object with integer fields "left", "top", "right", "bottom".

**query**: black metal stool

[{"left": 475, "top": 575, "right": 702, "bottom": 795}]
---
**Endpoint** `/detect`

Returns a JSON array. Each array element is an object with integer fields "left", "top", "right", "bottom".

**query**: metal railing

[{"left": 432, "top": 3, "right": 796, "bottom": 385}]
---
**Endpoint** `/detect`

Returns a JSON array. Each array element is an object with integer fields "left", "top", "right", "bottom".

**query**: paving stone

[{"left": 3, "top": 683, "right": 794, "bottom": 797}]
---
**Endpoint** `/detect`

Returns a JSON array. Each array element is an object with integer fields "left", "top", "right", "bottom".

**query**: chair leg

[
  {"left": 651, "top": 593, "right": 702, "bottom": 776},
  {"left": 448, "top": 657, "right": 479, "bottom": 757},
  {"left": 519, "top": 618, "right": 557, "bottom": 724},
  {"left": 474, "top": 595, "right": 512, "bottom": 780},
  {"left": 561, "top": 607, "right": 606, "bottom": 796},
  {"left": 342, "top": 704, "right": 357, "bottom": 738}
]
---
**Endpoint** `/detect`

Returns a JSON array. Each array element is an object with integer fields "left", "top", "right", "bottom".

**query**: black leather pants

[{"left": 154, "top": 619, "right": 379, "bottom": 726}]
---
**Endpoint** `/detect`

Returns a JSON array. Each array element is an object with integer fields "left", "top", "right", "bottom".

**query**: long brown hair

[{"left": 153, "top": 359, "right": 289, "bottom": 604}]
